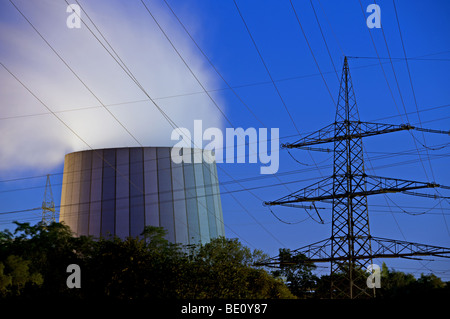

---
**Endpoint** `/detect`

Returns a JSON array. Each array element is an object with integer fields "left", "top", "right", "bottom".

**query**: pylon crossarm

[
  {"left": 308, "top": 237, "right": 450, "bottom": 262},
  {"left": 263, "top": 176, "right": 334, "bottom": 206},
  {"left": 281, "top": 123, "right": 335, "bottom": 148},
  {"left": 263, "top": 174, "right": 438, "bottom": 206},
  {"left": 256, "top": 236, "right": 450, "bottom": 267},
  {"left": 282, "top": 121, "right": 449, "bottom": 149},
  {"left": 255, "top": 238, "right": 331, "bottom": 267},
  {"left": 412, "top": 126, "right": 450, "bottom": 135},
  {"left": 370, "top": 237, "right": 450, "bottom": 259},
  {"left": 364, "top": 174, "right": 438, "bottom": 193},
  {"left": 290, "top": 238, "right": 332, "bottom": 260},
  {"left": 283, "top": 122, "right": 412, "bottom": 148}
]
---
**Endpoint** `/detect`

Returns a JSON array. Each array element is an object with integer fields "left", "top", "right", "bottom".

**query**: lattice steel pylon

[
  {"left": 42, "top": 174, "right": 56, "bottom": 225},
  {"left": 330, "top": 56, "right": 372, "bottom": 299},
  {"left": 262, "top": 57, "right": 450, "bottom": 299}
]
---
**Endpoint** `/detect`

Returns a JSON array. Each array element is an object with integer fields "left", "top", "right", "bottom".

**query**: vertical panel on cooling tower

[
  {"left": 212, "top": 162, "right": 225, "bottom": 236},
  {"left": 183, "top": 160, "right": 200, "bottom": 244},
  {"left": 89, "top": 151, "right": 103, "bottom": 238},
  {"left": 171, "top": 159, "right": 188, "bottom": 244},
  {"left": 60, "top": 154, "right": 71, "bottom": 226},
  {"left": 130, "top": 148, "right": 145, "bottom": 238},
  {"left": 78, "top": 151, "right": 92, "bottom": 236},
  {"left": 101, "top": 149, "right": 116, "bottom": 237},
  {"left": 193, "top": 149, "right": 210, "bottom": 245},
  {"left": 144, "top": 148, "right": 159, "bottom": 227},
  {"left": 157, "top": 148, "right": 175, "bottom": 242},
  {"left": 115, "top": 148, "right": 129, "bottom": 238},
  {"left": 203, "top": 162, "right": 218, "bottom": 239},
  {"left": 69, "top": 152, "right": 82, "bottom": 235}
]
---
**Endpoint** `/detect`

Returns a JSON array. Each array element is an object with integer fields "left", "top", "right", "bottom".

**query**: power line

[
  {"left": 232, "top": 0, "right": 302, "bottom": 135},
  {"left": 316, "top": 0, "right": 345, "bottom": 56},
  {"left": 1, "top": 1, "right": 448, "bottom": 264},
  {"left": 309, "top": 0, "right": 340, "bottom": 83},
  {"left": 76, "top": 0, "right": 304, "bottom": 248},
  {"left": 4, "top": 102, "right": 450, "bottom": 169},
  {"left": 381, "top": 0, "right": 446, "bottom": 237},
  {"left": 289, "top": 0, "right": 448, "bottom": 248},
  {"left": 260, "top": 58, "right": 450, "bottom": 297},
  {"left": 137, "top": 0, "right": 321, "bottom": 234},
  {"left": 161, "top": 0, "right": 265, "bottom": 127},
  {"left": 289, "top": 0, "right": 336, "bottom": 105},
  {"left": 3, "top": 155, "right": 450, "bottom": 228},
  {"left": 1, "top": 2, "right": 254, "bottom": 249},
  {"left": 1, "top": 140, "right": 449, "bottom": 196},
  {"left": 347, "top": 56, "right": 450, "bottom": 62},
  {"left": 356, "top": 0, "right": 449, "bottom": 242},
  {"left": 233, "top": 0, "right": 330, "bottom": 180},
  {"left": 361, "top": 0, "right": 436, "bottom": 189},
  {"left": 63, "top": 0, "right": 286, "bottom": 247},
  {"left": 8, "top": 0, "right": 142, "bottom": 147},
  {"left": 366, "top": 0, "right": 450, "bottom": 267},
  {"left": 139, "top": 0, "right": 293, "bottom": 247},
  {"left": 140, "top": 0, "right": 231, "bottom": 125},
  {"left": 142, "top": 0, "right": 308, "bottom": 212},
  {"left": 391, "top": 0, "right": 449, "bottom": 235},
  {"left": 2, "top": 59, "right": 449, "bottom": 122}
]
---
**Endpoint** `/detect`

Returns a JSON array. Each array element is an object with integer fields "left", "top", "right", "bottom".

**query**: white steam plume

[{"left": 0, "top": 0, "right": 225, "bottom": 173}]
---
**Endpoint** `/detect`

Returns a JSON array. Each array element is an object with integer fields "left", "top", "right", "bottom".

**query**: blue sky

[{"left": 1, "top": 0, "right": 449, "bottom": 280}]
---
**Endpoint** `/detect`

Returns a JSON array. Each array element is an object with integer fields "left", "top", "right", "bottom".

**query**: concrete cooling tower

[{"left": 59, "top": 147, "right": 225, "bottom": 245}]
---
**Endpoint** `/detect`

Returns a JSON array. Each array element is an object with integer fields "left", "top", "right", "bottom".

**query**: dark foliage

[
  {"left": 0, "top": 221, "right": 294, "bottom": 300},
  {"left": 1, "top": 222, "right": 447, "bottom": 300}
]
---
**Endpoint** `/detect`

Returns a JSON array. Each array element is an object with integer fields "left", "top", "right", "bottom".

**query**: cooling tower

[{"left": 59, "top": 147, "right": 225, "bottom": 245}]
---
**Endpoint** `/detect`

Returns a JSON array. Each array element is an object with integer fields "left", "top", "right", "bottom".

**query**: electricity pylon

[
  {"left": 261, "top": 57, "right": 450, "bottom": 299},
  {"left": 42, "top": 174, "right": 56, "bottom": 225}
]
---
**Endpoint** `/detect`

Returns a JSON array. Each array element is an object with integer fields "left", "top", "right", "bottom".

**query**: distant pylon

[{"left": 42, "top": 174, "right": 56, "bottom": 225}]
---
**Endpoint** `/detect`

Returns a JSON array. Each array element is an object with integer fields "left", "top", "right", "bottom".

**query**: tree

[
  {"left": 0, "top": 222, "right": 295, "bottom": 299},
  {"left": 271, "top": 248, "right": 318, "bottom": 298},
  {"left": 0, "top": 221, "right": 93, "bottom": 298},
  {"left": 183, "top": 237, "right": 295, "bottom": 299},
  {"left": 0, "top": 255, "right": 43, "bottom": 297},
  {"left": 377, "top": 262, "right": 449, "bottom": 299}
]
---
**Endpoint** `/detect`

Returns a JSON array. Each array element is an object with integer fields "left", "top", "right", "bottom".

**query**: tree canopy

[
  {"left": 0, "top": 221, "right": 295, "bottom": 300},
  {"left": 0, "top": 221, "right": 448, "bottom": 300}
]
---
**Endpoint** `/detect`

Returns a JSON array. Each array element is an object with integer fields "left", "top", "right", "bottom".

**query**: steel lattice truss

[
  {"left": 263, "top": 175, "right": 439, "bottom": 205},
  {"left": 42, "top": 174, "right": 56, "bottom": 226},
  {"left": 262, "top": 57, "right": 450, "bottom": 299},
  {"left": 259, "top": 237, "right": 450, "bottom": 266},
  {"left": 281, "top": 122, "right": 448, "bottom": 149}
]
